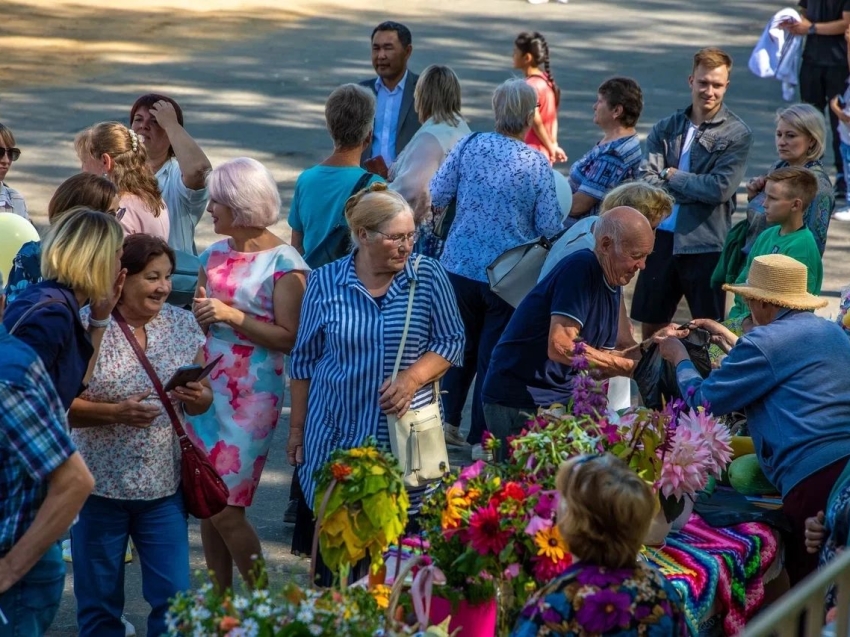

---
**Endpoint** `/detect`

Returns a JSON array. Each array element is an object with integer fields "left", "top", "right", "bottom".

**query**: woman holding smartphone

[{"left": 67, "top": 233, "right": 211, "bottom": 637}]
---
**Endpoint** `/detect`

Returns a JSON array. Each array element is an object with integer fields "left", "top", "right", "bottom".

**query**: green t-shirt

[{"left": 728, "top": 225, "right": 823, "bottom": 320}]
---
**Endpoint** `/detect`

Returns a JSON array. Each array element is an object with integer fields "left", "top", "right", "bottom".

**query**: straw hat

[{"left": 723, "top": 254, "right": 827, "bottom": 310}]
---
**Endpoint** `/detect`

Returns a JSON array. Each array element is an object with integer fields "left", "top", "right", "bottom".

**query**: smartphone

[{"left": 164, "top": 354, "right": 223, "bottom": 392}]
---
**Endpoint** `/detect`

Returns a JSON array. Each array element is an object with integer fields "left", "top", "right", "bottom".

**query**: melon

[{"left": 728, "top": 454, "right": 779, "bottom": 496}]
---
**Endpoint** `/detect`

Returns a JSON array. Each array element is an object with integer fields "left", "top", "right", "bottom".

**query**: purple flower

[
  {"left": 634, "top": 605, "right": 652, "bottom": 621},
  {"left": 575, "top": 589, "right": 632, "bottom": 633},
  {"left": 459, "top": 460, "right": 485, "bottom": 481},
  {"left": 575, "top": 566, "right": 632, "bottom": 588},
  {"left": 571, "top": 374, "right": 608, "bottom": 417},
  {"left": 541, "top": 607, "right": 561, "bottom": 623},
  {"left": 534, "top": 490, "right": 559, "bottom": 519},
  {"left": 573, "top": 340, "right": 587, "bottom": 355}
]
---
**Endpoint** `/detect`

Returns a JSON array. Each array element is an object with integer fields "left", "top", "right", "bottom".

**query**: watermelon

[{"left": 728, "top": 454, "right": 779, "bottom": 496}]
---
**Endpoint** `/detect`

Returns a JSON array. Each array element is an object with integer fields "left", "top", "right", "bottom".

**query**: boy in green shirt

[{"left": 729, "top": 166, "right": 823, "bottom": 323}]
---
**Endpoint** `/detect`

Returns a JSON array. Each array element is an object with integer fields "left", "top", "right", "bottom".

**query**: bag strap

[
  {"left": 391, "top": 255, "right": 422, "bottom": 382},
  {"left": 9, "top": 298, "right": 66, "bottom": 335},
  {"left": 350, "top": 172, "right": 374, "bottom": 199},
  {"left": 389, "top": 256, "right": 440, "bottom": 406},
  {"left": 112, "top": 309, "right": 188, "bottom": 439}
]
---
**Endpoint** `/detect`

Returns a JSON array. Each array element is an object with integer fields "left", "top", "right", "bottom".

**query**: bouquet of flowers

[
  {"left": 167, "top": 580, "right": 389, "bottom": 636},
  {"left": 314, "top": 440, "right": 410, "bottom": 582},
  {"left": 419, "top": 455, "right": 571, "bottom": 631}
]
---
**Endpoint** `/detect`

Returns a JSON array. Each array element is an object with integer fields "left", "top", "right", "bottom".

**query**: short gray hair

[
  {"left": 325, "top": 84, "right": 376, "bottom": 149},
  {"left": 593, "top": 210, "right": 626, "bottom": 246},
  {"left": 776, "top": 103, "right": 827, "bottom": 163},
  {"left": 492, "top": 78, "right": 537, "bottom": 136}
]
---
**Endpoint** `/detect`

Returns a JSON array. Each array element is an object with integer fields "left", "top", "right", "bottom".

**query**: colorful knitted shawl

[{"left": 641, "top": 515, "right": 779, "bottom": 635}]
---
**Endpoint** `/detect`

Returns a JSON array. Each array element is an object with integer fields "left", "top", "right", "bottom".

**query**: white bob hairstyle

[{"left": 206, "top": 157, "right": 280, "bottom": 228}]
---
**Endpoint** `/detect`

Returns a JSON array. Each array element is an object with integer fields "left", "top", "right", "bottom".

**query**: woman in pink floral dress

[{"left": 187, "top": 157, "right": 308, "bottom": 590}]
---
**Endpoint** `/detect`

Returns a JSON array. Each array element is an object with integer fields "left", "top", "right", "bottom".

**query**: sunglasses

[{"left": 0, "top": 147, "right": 21, "bottom": 162}]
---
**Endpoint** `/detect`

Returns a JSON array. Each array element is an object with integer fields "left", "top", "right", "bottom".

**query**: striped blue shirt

[
  {"left": 0, "top": 326, "right": 76, "bottom": 554},
  {"left": 290, "top": 252, "right": 465, "bottom": 507}
]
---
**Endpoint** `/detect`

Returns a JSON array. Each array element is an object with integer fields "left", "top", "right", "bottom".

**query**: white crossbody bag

[{"left": 386, "top": 256, "right": 450, "bottom": 487}]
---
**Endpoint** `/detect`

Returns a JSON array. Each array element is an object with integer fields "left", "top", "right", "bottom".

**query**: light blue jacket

[{"left": 676, "top": 310, "right": 850, "bottom": 496}]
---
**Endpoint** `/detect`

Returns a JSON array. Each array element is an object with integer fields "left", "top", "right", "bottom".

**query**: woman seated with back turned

[{"left": 512, "top": 453, "right": 685, "bottom": 636}]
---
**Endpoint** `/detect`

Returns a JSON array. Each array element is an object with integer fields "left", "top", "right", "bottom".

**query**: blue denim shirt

[
  {"left": 640, "top": 104, "right": 753, "bottom": 254},
  {"left": 677, "top": 310, "right": 850, "bottom": 496},
  {"left": 2, "top": 281, "right": 93, "bottom": 411}
]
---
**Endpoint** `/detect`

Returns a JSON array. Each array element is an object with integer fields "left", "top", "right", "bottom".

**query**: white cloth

[
  {"left": 657, "top": 123, "right": 698, "bottom": 232},
  {"left": 372, "top": 71, "right": 409, "bottom": 164},
  {"left": 749, "top": 8, "right": 804, "bottom": 102},
  {"left": 389, "top": 117, "right": 472, "bottom": 223},
  {"left": 156, "top": 157, "right": 207, "bottom": 255},
  {"left": 538, "top": 215, "right": 598, "bottom": 281}
]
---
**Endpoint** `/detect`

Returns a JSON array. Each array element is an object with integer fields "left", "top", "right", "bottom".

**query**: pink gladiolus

[{"left": 459, "top": 460, "right": 486, "bottom": 482}]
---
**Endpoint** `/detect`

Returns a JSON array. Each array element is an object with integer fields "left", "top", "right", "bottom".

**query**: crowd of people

[{"left": 2, "top": 7, "right": 850, "bottom": 636}]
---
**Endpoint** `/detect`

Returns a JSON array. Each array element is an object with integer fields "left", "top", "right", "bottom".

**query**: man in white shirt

[{"left": 359, "top": 22, "right": 420, "bottom": 174}]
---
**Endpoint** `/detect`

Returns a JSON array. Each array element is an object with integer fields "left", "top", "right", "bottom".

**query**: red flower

[
  {"left": 330, "top": 463, "right": 352, "bottom": 481},
  {"left": 533, "top": 554, "right": 573, "bottom": 581},
  {"left": 491, "top": 481, "right": 526, "bottom": 507},
  {"left": 467, "top": 505, "right": 510, "bottom": 555}
]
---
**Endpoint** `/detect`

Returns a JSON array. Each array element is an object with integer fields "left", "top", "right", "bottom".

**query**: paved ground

[{"left": 3, "top": 0, "right": 849, "bottom": 633}]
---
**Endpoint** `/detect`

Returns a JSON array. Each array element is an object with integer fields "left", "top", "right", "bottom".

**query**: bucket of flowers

[{"left": 167, "top": 440, "right": 422, "bottom": 636}]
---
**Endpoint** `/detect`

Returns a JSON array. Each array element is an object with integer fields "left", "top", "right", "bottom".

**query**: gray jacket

[
  {"left": 359, "top": 72, "right": 421, "bottom": 166},
  {"left": 640, "top": 104, "right": 753, "bottom": 254}
]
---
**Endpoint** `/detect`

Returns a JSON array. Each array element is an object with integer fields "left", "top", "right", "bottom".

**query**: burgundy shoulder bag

[{"left": 112, "top": 309, "right": 229, "bottom": 519}]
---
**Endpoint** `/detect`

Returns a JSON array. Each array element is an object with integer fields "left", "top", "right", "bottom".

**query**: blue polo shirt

[{"left": 483, "top": 249, "right": 620, "bottom": 409}]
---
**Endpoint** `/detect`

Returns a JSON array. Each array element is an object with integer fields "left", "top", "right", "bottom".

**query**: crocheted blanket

[{"left": 641, "top": 515, "right": 779, "bottom": 636}]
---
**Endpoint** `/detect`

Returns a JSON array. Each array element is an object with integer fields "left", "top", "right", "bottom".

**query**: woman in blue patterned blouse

[
  {"left": 429, "top": 78, "right": 562, "bottom": 453},
  {"left": 287, "top": 183, "right": 465, "bottom": 585},
  {"left": 512, "top": 453, "right": 686, "bottom": 637}
]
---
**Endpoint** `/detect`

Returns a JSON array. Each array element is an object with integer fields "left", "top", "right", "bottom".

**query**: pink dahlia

[
  {"left": 658, "top": 426, "right": 711, "bottom": 500},
  {"left": 678, "top": 408, "right": 733, "bottom": 478},
  {"left": 467, "top": 505, "right": 510, "bottom": 555}
]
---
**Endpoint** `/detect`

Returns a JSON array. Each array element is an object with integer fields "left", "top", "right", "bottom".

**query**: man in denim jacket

[{"left": 633, "top": 47, "right": 753, "bottom": 339}]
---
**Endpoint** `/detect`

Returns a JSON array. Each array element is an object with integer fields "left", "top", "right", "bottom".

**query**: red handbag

[{"left": 113, "top": 309, "right": 229, "bottom": 519}]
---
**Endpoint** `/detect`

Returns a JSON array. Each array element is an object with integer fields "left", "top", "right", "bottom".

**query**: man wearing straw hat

[{"left": 657, "top": 253, "right": 850, "bottom": 586}]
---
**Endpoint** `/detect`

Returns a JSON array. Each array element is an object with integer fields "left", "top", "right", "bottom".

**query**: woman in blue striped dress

[{"left": 287, "top": 183, "right": 465, "bottom": 585}]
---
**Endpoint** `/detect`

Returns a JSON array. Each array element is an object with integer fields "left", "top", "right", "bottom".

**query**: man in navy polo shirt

[
  {"left": 0, "top": 277, "right": 94, "bottom": 636},
  {"left": 482, "top": 207, "right": 654, "bottom": 456}
]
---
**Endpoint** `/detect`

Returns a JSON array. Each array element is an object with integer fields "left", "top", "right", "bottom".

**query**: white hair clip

[{"left": 128, "top": 129, "right": 139, "bottom": 152}]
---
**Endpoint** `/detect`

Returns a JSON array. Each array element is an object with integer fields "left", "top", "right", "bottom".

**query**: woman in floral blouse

[
  {"left": 68, "top": 234, "right": 211, "bottom": 637},
  {"left": 512, "top": 454, "right": 686, "bottom": 636}
]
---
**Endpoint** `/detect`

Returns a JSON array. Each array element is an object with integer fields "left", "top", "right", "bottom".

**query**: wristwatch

[
  {"left": 808, "top": 23, "right": 817, "bottom": 35},
  {"left": 661, "top": 167, "right": 671, "bottom": 181}
]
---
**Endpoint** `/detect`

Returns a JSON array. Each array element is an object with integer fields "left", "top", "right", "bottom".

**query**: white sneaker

[
  {"left": 527, "top": 0, "right": 550, "bottom": 4},
  {"left": 444, "top": 424, "right": 467, "bottom": 447},
  {"left": 832, "top": 208, "right": 850, "bottom": 221},
  {"left": 121, "top": 615, "right": 136, "bottom": 637},
  {"left": 470, "top": 444, "right": 494, "bottom": 462}
]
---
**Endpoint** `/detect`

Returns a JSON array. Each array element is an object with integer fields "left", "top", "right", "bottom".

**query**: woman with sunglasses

[
  {"left": 5, "top": 174, "right": 120, "bottom": 303},
  {"left": 287, "top": 183, "right": 465, "bottom": 585},
  {"left": 0, "top": 123, "right": 27, "bottom": 219}
]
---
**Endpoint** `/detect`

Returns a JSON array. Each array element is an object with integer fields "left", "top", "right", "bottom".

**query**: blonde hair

[
  {"left": 692, "top": 47, "right": 733, "bottom": 74},
  {"left": 41, "top": 208, "right": 124, "bottom": 301},
  {"left": 75, "top": 122, "right": 164, "bottom": 216},
  {"left": 776, "top": 103, "right": 827, "bottom": 163},
  {"left": 556, "top": 454, "right": 656, "bottom": 569},
  {"left": 600, "top": 181, "right": 674, "bottom": 229},
  {"left": 344, "top": 182, "right": 412, "bottom": 246},
  {"left": 0, "top": 122, "right": 16, "bottom": 148},
  {"left": 415, "top": 65, "right": 463, "bottom": 126}
]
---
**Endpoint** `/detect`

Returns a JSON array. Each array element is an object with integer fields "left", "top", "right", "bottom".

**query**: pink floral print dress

[{"left": 185, "top": 240, "right": 309, "bottom": 506}]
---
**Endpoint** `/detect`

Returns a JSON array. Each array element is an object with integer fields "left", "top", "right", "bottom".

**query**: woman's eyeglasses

[
  {"left": 372, "top": 230, "right": 419, "bottom": 246},
  {"left": 0, "top": 147, "right": 21, "bottom": 162}
]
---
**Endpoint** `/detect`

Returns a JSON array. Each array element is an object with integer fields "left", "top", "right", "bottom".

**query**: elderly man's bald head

[
  {"left": 593, "top": 206, "right": 653, "bottom": 246},
  {"left": 593, "top": 206, "right": 655, "bottom": 287}
]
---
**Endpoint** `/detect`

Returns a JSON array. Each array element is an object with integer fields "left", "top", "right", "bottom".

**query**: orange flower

[
  {"left": 441, "top": 485, "right": 467, "bottom": 530},
  {"left": 219, "top": 616, "right": 240, "bottom": 631},
  {"left": 330, "top": 463, "right": 353, "bottom": 481}
]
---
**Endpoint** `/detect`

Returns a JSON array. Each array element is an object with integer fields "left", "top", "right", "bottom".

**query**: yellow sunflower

[
  {"left": 534, "top": 525, "right": 567, "bottom": 561},
  {"left": 441, "top": 485, "right": 468, "bottom": 529}
]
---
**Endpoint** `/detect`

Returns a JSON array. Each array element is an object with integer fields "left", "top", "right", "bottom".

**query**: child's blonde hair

[{"left": 600, "top": 181, "right": 674, "bottom": 229}]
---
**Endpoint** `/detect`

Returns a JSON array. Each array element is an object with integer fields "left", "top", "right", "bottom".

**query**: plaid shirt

[{"left": 0, "top": 325, "right": 76, "bottom": 554}]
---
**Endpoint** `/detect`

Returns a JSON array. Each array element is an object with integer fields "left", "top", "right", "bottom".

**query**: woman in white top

[
  {"left": 389, "top": 64, "right": 471, "bottom": 254},
  {"left": 130, "top": 94, "right": 212, "bottom": 255},
  {"left": 76, "top": 122, "right": 170, "bottom": 242}
]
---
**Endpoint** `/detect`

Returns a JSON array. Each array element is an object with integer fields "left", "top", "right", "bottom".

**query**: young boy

[{"left": 727, "top": 166, "right": 823, "bottom": 323}]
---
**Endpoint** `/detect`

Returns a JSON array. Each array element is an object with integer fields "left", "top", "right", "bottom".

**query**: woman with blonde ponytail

[{"left": 76, "top": 121, "right": 170, "bottom": 241}]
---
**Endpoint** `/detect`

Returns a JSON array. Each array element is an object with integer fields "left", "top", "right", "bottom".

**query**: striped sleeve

[
  {"left": 290, "top": 270, "right": 325, "bottom": 380},
  {"left": 425, "top": 259, "right": 465, "bottom": 366}
]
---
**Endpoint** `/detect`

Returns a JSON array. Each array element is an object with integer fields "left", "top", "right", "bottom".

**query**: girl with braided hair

[
  {"left": 513, "top": 31, "right": 566, "bottom": 164},
  {"left": 76, "top": 121, "right": 170, "bottom": 242}
]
